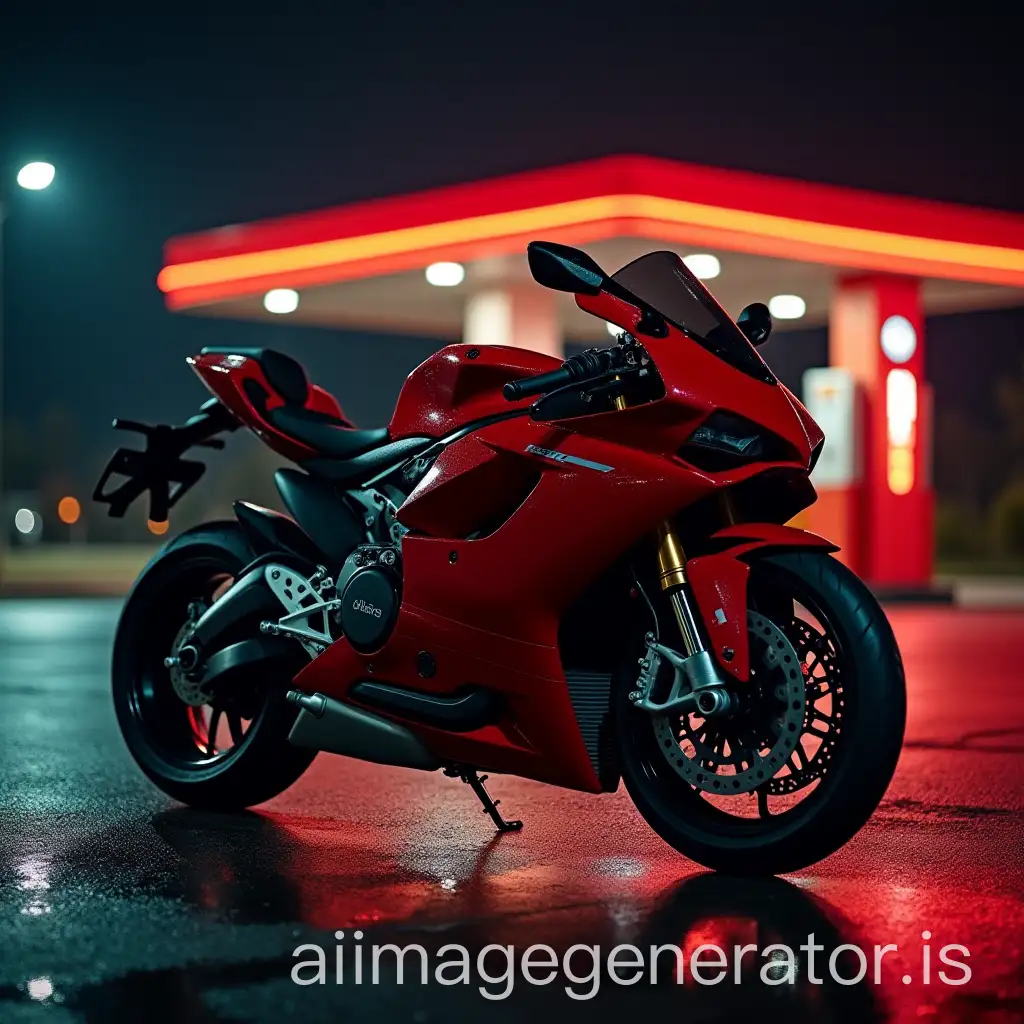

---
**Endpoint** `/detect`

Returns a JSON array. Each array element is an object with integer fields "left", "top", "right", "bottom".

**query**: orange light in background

[
  {"left": 57, "top": 496, "right": 81, "bottom": 525},
  {"left": 886, "top": 368, "right": 917, "bottom": 495},
  {"left": 147, "top": 519, "right": 170, "bottom": 536}
]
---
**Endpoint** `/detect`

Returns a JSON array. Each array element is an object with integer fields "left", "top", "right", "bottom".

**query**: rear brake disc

[{"left": 168, "top": 614, "right": 208, "bottom": 708}]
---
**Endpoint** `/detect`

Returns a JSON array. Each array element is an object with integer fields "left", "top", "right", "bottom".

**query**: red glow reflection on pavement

[{"left": 254, "top": 606, "right": 1023, "bottom": 1023}]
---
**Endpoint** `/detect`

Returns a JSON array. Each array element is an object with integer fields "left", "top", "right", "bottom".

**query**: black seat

[
  {"left": 200, "top": 346, "right": 389, "bottom": 460},
  {"left": 304, "top": 435, "right": 435, "bottom": 484},
  {"left": 267, "top": 407, "right": 389, "bottom": 460}
]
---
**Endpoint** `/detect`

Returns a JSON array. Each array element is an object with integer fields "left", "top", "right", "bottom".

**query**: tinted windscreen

[{"left": 610, "top": 251, "right": 775, "bottom": 383}]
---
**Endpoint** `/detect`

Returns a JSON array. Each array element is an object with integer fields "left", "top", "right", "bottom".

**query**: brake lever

[
  {"left": 580, "top": 379, "right": 627, "bottom": 404},
  {"left": 528, "top": 366, "right": 643, "bottom": 422}
]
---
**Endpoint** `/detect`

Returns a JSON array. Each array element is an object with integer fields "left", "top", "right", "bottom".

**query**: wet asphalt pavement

[{"left": 0, "top": 599, "right": 1022, "bottom": 1023}]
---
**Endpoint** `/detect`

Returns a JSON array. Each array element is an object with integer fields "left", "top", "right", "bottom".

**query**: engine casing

[{"left": 336, "top": 545, "right": 401, "bottom": 652}]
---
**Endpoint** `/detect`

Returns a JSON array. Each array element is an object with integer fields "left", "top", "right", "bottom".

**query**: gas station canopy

[
  {"left": 158, "top": 155, "right": 1024, "bottom": 341},
  {"left": 157, "top": 156, "right": 1024, "bottom": 590}
]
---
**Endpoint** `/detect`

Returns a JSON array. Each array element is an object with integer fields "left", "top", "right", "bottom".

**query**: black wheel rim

[{"left": 125, "top": 556, "right": 268, "bottom": 772}]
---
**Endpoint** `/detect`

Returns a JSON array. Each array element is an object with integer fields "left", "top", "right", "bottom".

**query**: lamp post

[{"left": 1, "top": 161, "right": 55, "bottom": 577}]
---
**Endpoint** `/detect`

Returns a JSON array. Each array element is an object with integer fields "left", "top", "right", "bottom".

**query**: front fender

[{"left": 687, "top": 524, "right": 838, "bottom": 682}]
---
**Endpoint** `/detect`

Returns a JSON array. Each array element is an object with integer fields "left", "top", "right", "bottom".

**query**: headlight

[
  {"left": 687, "top": 422, "right": 764, "bottom": 459},
  {"left": 680, "top": 411, "right": 801, "bottom": 472}
]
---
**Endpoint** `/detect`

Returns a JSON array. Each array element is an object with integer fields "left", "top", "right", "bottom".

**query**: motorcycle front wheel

[{"left": 618, "top": 550, "right": 906, "bottom": 875}]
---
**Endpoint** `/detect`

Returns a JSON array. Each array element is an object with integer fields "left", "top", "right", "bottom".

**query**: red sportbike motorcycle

[{"left": 96, "top": 242, "right": 905, "bottom": 874}]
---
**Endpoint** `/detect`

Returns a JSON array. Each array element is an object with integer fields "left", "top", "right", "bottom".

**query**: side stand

[{"left": 444, "top": 766, "right": 523, "bottom": 833}]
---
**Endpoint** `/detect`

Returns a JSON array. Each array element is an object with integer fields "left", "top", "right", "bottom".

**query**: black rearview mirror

[
  {"left": 737, "top": 302, "right": 773, "bottom": 347},
  {"left": 527, "top": 241, "right": 607, "bottom": 295}
]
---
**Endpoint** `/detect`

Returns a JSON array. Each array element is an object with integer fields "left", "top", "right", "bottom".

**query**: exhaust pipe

[{"left": 287, "top": 690, "right": 440, "bottom": 771}]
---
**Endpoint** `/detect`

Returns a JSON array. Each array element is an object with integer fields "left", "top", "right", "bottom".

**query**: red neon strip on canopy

[{"left": 159, "top": 155, "right": 1024, "bottom": 307}]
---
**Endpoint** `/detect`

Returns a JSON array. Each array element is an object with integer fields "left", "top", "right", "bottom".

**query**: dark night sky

[{"left": 2, "top": 7, "right": 1023, "bottom": 498}]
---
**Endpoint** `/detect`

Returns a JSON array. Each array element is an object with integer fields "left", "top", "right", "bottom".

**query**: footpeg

[{"left": 444, "top": 766, "right": 523, "bottom": 833}]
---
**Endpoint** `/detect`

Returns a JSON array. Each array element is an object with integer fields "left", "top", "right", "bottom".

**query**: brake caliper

[{"left": 629, "top": 633, "right": 735, "bottom": 718}]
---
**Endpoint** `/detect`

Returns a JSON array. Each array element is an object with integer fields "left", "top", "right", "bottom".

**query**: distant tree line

[{"left": 935, "top": 357, "right": 1024, "bottom": 565}]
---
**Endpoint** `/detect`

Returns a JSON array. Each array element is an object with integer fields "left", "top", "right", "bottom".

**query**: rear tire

[
  {"left": 618, "top": 550, "right": 906, "bottom": 875},
  {"left": 113, "top": 522, "right": 316, "bottom": 810}
]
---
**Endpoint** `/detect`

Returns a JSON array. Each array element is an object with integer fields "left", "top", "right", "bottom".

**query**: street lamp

[
  {"left": 1, "top": 161, "right": 56, "bottom": 569},
  {"left": 16, "top": 162, "right": 56, "bottom": 191}
]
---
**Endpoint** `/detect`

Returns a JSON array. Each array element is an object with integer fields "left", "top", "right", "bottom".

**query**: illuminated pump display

[
  {"left": 886, "top": 368, "right": 918, "bottom": 495},
  {"left": 801, "top": 367, "right": 862, "bottom": 572},
  {"left": 803, "top": 368, "right": 860, "bottom": 488},
  {"left": 880, "top": 313, "right": 919, "bottom": 496}
]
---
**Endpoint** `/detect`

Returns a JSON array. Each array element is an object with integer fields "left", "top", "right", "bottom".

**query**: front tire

[
  {"left": 618, "top": 550, "right": 906, "bottom": 875},
  {"left": 113, "top": 522, "right": 316, "bottom": 810}
]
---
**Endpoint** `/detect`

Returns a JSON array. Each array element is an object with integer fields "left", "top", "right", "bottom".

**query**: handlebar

[
  {"left": 503, "top": 365, "right": 576, "bottom": 401},
  {"left": 503, "top": 347, "right": 630, "bottom": 402}
]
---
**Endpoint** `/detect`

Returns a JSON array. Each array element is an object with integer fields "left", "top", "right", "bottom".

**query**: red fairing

[
  {"left": 297, "top": 414, "right": 716, "bottom": 791},
  {"left": 299, "top": 309, "right": 827, "bottom": 786},
  {"left": 178, "top": 252, "right": 835, "bottom": 794},
  {"left": 307, "top": 383, "right": 346, "bottom": 422},
  {"left": 709, "top": 523, "right": 839, "bottom": 550},
  {"left": 187, "top": 352, "right": 350, "bottom": 461},
  {"left": 296, "top": 602, "right": 593, "bottom": 790},
  {"left": 688, "top": 525, "right": 839, "bottom": 682},
  {"left": 687, "top": 555, "right": 752, "bottom": 682},
  {"left": 780, "top": 382, "right": 825, "bottom": 453},
  {"left": 575, "top": 291, "right": 816, "bottom": 466},
  {"left": 389, "top": 344, "right": 560, "bottom": 438}
]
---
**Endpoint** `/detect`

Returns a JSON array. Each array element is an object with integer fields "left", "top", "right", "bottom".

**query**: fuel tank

[{"left": 389, "top": 344, "right": 560, "bottom": 439}]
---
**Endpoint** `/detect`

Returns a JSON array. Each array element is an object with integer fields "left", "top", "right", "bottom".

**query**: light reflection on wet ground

[{"left": 0, "top": 599, "right": 1021, "bottom": 1022}]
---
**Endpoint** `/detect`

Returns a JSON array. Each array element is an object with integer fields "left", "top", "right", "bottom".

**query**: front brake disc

[
  {"left": 767, "top": 617, "right": 846, "bottom": 794},
  {"left": 653, "top": 611, "right": 805, "bottom": 795}
]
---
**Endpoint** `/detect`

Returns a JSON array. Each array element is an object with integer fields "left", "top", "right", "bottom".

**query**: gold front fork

[
  {"left": 633, "top": 519, "right": 731, "bottom": 714},
  {"left": 656, "top": 521, "right": 688, "bottom": 589},
  {"left": 655, "top": 521, "right": 704, "bottom": 657}
]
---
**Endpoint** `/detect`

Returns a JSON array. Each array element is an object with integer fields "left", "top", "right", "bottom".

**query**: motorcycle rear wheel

[
  {"left": 112, "top": 522, "right": 316, "bottom": 810},
  {"left": 617, "top": 550, "right": 906, "bottom": 875}
]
